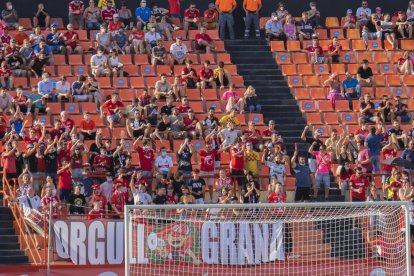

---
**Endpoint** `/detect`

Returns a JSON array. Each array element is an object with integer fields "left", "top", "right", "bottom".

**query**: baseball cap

[
  {"left": 315, "top": 129, "right": 323, "bottom": 135},
  {"left": 347, "top": 9, "right": 352, "bottom": 14},
  {"left": 51, "top": 23, "right": 57, "bottom": 28},
  {"left": 92, "top": 184, "right": 101, "bottom": 190},
  {"left": 208, "top": 3, "right": 215, "bottom": 8},
  {"left": 375, "top": 7, "right": 381, "bottom": 11}
]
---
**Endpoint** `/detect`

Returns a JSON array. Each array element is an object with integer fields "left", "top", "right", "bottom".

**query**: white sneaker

[{"left": 174, "top": 26, "right": 180, "bottom": 31}]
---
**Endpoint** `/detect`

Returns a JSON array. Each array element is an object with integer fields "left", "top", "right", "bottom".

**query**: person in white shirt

[
  {"left": 56, "top": 75, "right": 72, "bottom": 102},
  {"left": 154, "top": 147, "right": 173, "bottom": 180},
  {"left": 130, "top": 174, "right": 152, "bottom": 205},
  {"left": 169, "top": 36, "right": 188, "bottom": 71},
  {"left": 100, "top": 172, "right": 114, "bottom": 204},
  {"left": 90, "top": 46, "right": 110, "bottom": 77},
  {"left": 265, "top": 12, "right": 286, "bottom": 42},
  {"left": 144, "top": 27, "right": 161, "bottom": 53},
  {"left": 356, "top": 1, "right": 372, "bottom": 28},
  {"left": 220, "top": 121, "right": 239, "bottom": 146}
]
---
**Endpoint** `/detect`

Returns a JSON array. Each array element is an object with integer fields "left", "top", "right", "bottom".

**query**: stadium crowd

[{"left": 0, "top": 0, "right": 413, "bottom": 227}]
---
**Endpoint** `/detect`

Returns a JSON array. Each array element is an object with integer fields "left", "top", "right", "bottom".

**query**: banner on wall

[{"left": 53, "top": 220, "right": 285, "bottom": 265}]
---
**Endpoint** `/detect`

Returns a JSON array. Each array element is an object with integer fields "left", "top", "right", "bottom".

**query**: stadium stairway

[
  {"left": 0, "top": 206, "right": 29, "bottom": 265},
  {"left": 224, "top": 39, "right": 307, "bottom": 154},
  {"left": 225, "top": 39, "right": 343, "bottom": 201}
]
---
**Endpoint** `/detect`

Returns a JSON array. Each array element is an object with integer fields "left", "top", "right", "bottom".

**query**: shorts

[
  {"left": 18, "top": 105, "right": 28, "bottom": 113},
  {"left": 214, "top": 76, "right": 229, "bottom": 87},
  {"left": 51, "top": 44, "right": 64, "bottom": 53},
  {"left": 195, "top": 198, "right": 204, "bottom": 204},
  {"left": 308, "top": 158, "right": 317, "bottom": 173},
  {"left": 93, "top": 68, "right": 110, "bottom": 75},
  {"left": 59, "top": 188, "right": 72, "bottom": 202},
  {"left": 34, "top": 107, "right": 47, "bottom": 114},
  {"left": 315, "top": 173, "right": 330, "bottom": 189},
  {"left": 382, "top": 30, "right": 394, "bottom": 36},
  {"left": 352, "top": 197, "right": 364, "bottom": 202},
  {"left": 12, "top": 69, "right": 23, "bottom": 76},
  {"left": 311, "top": 56, "right": 324, "bottom": 64},
  {"left": 399, "top": 114, "right": 411, "bottom": 123},
  {"left": 81, "top": 131, "right": 96, "bottom": 140},
  {"left": 200, "top": 171, "right": 215, "bottom": 186},
  {"left": 107, "top": 113, "right": 120, "bottom": 123},
  {"left": 74, "top": 95, "right": 89, "bottom": 102},
  {"left": 141, "top": 170, "right": 153, "bottom": 178},
  {"left": 132, "top": 129, "right": 145, "bottom": 138},
  {"left": 362, "top": 115, "right": 376, "bottom": 123},
  {"left": 331, "top": 55, "right": 340, "bottom": 63},
  {"left": 188, "top": 22, "right": 198, "bottom": 29},
  {"left": 186, "top": 78, "right": 198, "bottom": 89},
  {"left": 195, "top": 43, "right": 206, "bottom": 51},
  {"left": 295, "top": 187, "right": 311, "bottom": 201}
]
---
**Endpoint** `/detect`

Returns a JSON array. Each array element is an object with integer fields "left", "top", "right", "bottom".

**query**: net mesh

[{"left": 125, "top": 203, "right": 410, "bottom": 276}]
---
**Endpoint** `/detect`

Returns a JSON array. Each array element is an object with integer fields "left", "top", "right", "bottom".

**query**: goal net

[{"left": 124, "top": 202, "right": 411, "bottom": 276}]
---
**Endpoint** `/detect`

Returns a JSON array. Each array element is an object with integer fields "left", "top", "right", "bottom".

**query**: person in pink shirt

[
  {"left": 356, "top": 141, "right": 373, "bottom": 181},
  {"left": 309, "top": 143, "right": 331, "bottom": 201},
  {"left": 222, "top": 84, "right": 244, "bottom": 113}
]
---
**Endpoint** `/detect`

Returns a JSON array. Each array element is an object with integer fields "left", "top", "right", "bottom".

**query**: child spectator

[
  {"left": 398, "top": 51, "right": 413, "bottom": 75},
  {"left": 327, "top": 36, "right": 342, "bottom": 64},
  {"left": 324, "top": 73, "right": 343, "bottom": 109},
  {"left": 344, "top": 9, "right": 356, "bottom": 29},
  {"left": 268, "top": 182, "right": 286, "bottom": 203},
  {"left": 283, "top": 14, "right": 297, "bottom": 40},
  {"left": 88, "top": 201, "right": 104, "bottom": 220},
  {"left": 303, "top": 38, "right": 324, "bottom": 64}
]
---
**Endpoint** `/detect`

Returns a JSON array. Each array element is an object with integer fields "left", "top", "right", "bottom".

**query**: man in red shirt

[
  {"left": 303, "top": 37, "right": 324, "bottom": 64},
  {"left": 108, "top": 13, "right": 124, "bottom": 32},
  {"left": 62, "top": 24, "right": 83, "bottom": 54},
  {"left": 88, "top": 184, "right": 108, "bottom": 214},
  {"left": 57, "top": 157, "right": 72, "bottom": 204},
  {"left": 177, "top": 97, "right": 191, "bottom": 114},
  {"left": 0, "top": 28, "right": 12, "bottom": 45},
  {"left": 183, "top": 3, "right": 201, "bottom": 32},
  {"left": 199, "top": 60, "right": 214, "bottom": 90},
  {"left": 0, "top": 62, "right": 14, "bottom": 90},
  {"left": 230, "top": 138, "right": 245, "bottom": 189},
  {"left": 246, "top": 120, "right": 262, "bottom": 151},
  {"left": 113, "top": 168, "right": 130, "bottom": 203},
  {"left": 68, "top": 0, "right": 85, "bottom": 30},
  {"left": 134, "top": 139, "right": 155, "bottom": 182},
  {"left": 41, "top": 186, "right": 60, "bottom": 219},
  {"left": 49, "top": 119, "right": 65, "bottom": 140},
  {"left": 101, "top": 93, "right": 124, "bottom": 136},
  {"left": 101, "top": 1, "right": 116, "bottom": 24},
  {"left": 183, "top": 109, "right": 203, "bottom": 139},
  {"left": 327, "top": 36, "right": 343, "bottom": 64},
  {"left": 60, "top": 111, "right": 75, "bottom": 133},
  {"left": 262, "top": 120, "right": 279, "bottom": 143},
  {"left": 93, "top": 147, "right": 110, "bottom": 172},
  {"left": 194, "top": 26, "right": 215, "bottom": 53},
  {"left": 111, "top": 183, "right": 125, "bottom": 218},
  {"left": 88, "top": 202, "right": 104, "bottom": 220},
  {"left": 181, "top": 59, "right": 200, "bottom": 89},
  {"left": 203, "top": 3, "right": 219, "bottom": 30},
  {"left": 349, "top": 167, "right": 370, "bottom": 201},
  {"left": 168, "top": 0, "right": 181, "bottom": 18}
]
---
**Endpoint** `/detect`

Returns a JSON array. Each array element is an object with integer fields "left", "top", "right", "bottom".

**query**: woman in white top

[
  {"left": 407, "top": 0, "right": 414, "bottom": 23},
  {"left": 108, "top": 50, "right": 124, "bottom": 77},
  {"left": 56, "top": 75, "right": 72, "bottom": 102},
  {"left": 380, "top": 13, "right": 396, "bottom": 49},
  {"left": 95, "top": 26, "right": 112, "bottom": 52}
]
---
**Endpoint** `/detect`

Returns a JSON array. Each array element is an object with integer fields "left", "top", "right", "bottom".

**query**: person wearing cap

[
  {"left": 112, "top": 26, "right": 131, "bottom": 54},
  {"left": 265, "top": 13, "right": 285, "bottom": 42},
  {"left": 396, "top": 11, "right": 413, "bottom": 39},
  {"left": 63, "top": 24, "right": 84, "bottom": 54},
  {"left": 46, "top": 24, "right": 66, "bottom": 54},
  {"left": 297, "top": 11, "right": 315, "bottom": 42},
  {"left": 135, "top": 0, "right": 152, "bottom": 30},
  {"left": 184, "top": 109, "right": 203, "bottom": 139},
  {"left": 169, "top": 36, "right": 189, "bottom": 71},
  {"left": 203, "top": 3, "right": 219, "bottom": 30},
  {"left": 1, "top": 2, "right": 18, "bottom": 30},
  {"left": 243, "top": 0, "right": 262, "bottom": 39},
  {"left": 14, "top": 26, "right": 28, "bottom": 46},
  {"left": 68, "top": 0, "right": 85, "bottom": 30},
  {"left": 183, "top": 3, "right": 201, "bottom": 33},
  {"left": 215, "top": 0, "right": 237, "bottom": 40},
  {"left": 356, "top": 1, "right": 371, "bottom": 28},
  {"left": 344, "top": 9, "right": 356, "bottom": 29},
  {"left": 83, "top": 0, "right": 101, "bottom": 30},
  {"left": 307, "top": 2, "right": 322, "bottom": 28},
  {"left": 101, "top": 0, "right": 116, "bottom": 24},
  {"left": 88, "top": 184, "right": 108, "bottom": 214},
  {"left": 108, "top": 13, "right": 124, "bottom": 32}
]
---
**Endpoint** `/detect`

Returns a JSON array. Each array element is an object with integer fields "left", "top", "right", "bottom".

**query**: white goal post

[{"left": 125, "top": 202, "right": 412, "bottom": 276}]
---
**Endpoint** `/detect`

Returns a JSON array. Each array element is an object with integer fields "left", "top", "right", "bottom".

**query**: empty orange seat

[
  {"left": 357, "top": 51, "right": 373, "bottom": 63},
  {"left": 68, "top": 55, "right": 83, "bottom": 65},
  {"left": 186, "top": 89, "right": 201, "bottom": 100},
  {"left": 156, "top": 65, "right": 172, "bottom": 76},
  {"left": 203, "top": 89, "right": 218, "bottom": 100},
  {"left": 189, "top": 101, "right": 204, "bottom": 113},
  {"left": 313, "top": 125, "right": 329, "bottom": 137},
  {"left": 113, "top": 77, "right": 128, "bottom": 88},
  {"left": 389, "top": 51, "right": 404, "bottom": 63},
  {"left": 205, "top": 101, "right": 222, "bottom": 112},
  {"left": 342, "top": 52, "right": 356, "bottom": 63},
  {"left": 54, "top": 55, "right": 66, "bottom": 65},
  {"left": 216, "top": 53, "right": 231, "bottom": 64},
  {"left": 276, "top": 53, "right": 291, "bottom": 64},
  {"left": 403, "top": 75, "right": 414, "bottom": 86},
  {"left": 331, "top": 63, "right": 346, "bottom": 74},
  {"left": 330, "top": 29, "right": 344, "bottom": 38},
  {"left": 324, "top": 113, "right": 339, "bottom": 124},
  {"left": 124, "top": 65, "right": 139, "bottom": 76},
  {"left": 307, "top": 113, "right": 322, "bottom": 124},
  {"left": 294, "top": 88, "right": 309, "bottom": 99},
  {"left": 379, "top": 63, "right": 394, "bottom": 74},
  {"left": 335, "top": 100, "right": 351, "bottom": 111},
  {"left": 386, "top": 75, "right": 402, "bottom": 86},
  {"left": 360, "top": 87, "right": 375, "bottom": 97},
  {"left": 270, "top": 41, "right": 285, "bottom": 52},
  {"left": 301, "top": 101, "right": 315, "bottom": 112},
  {"left": 134, "top": 54, "right": 149, "bottom": 65},
  {"left": 65, "top": 103, "right": 80, "bottom": 114},
  {"left": 57, "top": 65, "right": 72, "bottom": 76},
  {"left": 297, "top": 64, "right": 313, "bottom": 75},
  {"left": 303, "top": 75, "right": 320, "bottom": 87},
  {"left": 347, "top": 63, "right": 360, "bottom": 74},
  {"left": 288, "top": 76, "right": 303, "bottom": 87},
  {"left": 292, "top": 52, "right": 308, "bottom": 64},
  {"left": 249, "top": 113, "right": 264, "bottom": 125},
  {"left": 119, "top": 55, "right": 133, "bottom": 65},
  {"left": 347, "top": 29, "right": 361, "bottom": 39},
  {"left": 373, "top": 52, "right": 389, "bottom": 63},
  {"left": 48, "top": 103, "right": 62, "bottom": 114},
  {"left": 373, "top": 75, "right": 385, "bottom": 86},
  {"left": 287, "top": 41, "right": 301, "bottom": 51},
  {"left": 140, "top": 65, "right": 156, "bottom": 76},
  {"left": 391, "top": 87, "right": 407, "bottom": 98},
  {"left": 14, "top": 77, "right": 28, "bottom": 89},
  {"left": 341, "top": 112, "right": 358, "bottom": 124},
  {"left": 318, "top": 100, "right": 334, "bottom": 111},
  {"left": 130, "top": 77, "right": 146, "bottom": 88},
  {"left": 315, "top": 29, "right": 328, "bottom": 39},
  {"left": 18, "top": 18, "right": 32, "bottom": 29},
  {"left": 78, "top": 102, "right": 98, "bottom": 114},
  {"left": 200, "top": 53, "right": 215, "bottom": 64},
  {"left": 309, "top": 87, "right": 326, "bottom": 99},
  {"left": 325, "top": 17, "right": 340, "bottom": 28},
  {"left": 401, "top": 40, "right": 414, "bottom": 50},
  {"left": 281, "top": 64, "right": 297, "bottom": 75},
  {"left": 376, "top": 87, "right": 391, "bottom": 97},
  {"left": 314, "top": 64, "right": 329, "bottom": 75}
]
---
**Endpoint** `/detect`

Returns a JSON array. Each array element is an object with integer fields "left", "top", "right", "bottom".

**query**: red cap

[{"left": 92, "top": 184, "right": 101, "bottom": 190}]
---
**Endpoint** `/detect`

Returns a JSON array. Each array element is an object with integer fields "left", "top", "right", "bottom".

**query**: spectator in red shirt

[
  {"left": 0, "top": 62, "right": 14, "bottom": 90},
  {"left": 199, "top": 60, "right": 214, "bottom": 90},
  {"left": 327, "top": 36, "right": 343, "bottom": 64},
  {"left": 381, "top": 141, "right": 398, "bottom": 183},
  {"left": 68, "top": 0, "right": 85, "bottom": 30},
  {"left": 181, "top": 59, "right": 200, "bottom": 89},
  {"left": 183, "top": 3, "right": 201, "bottom": 33},
  {"left": 194, "top": 27, "right": 215, "bottom": 53},
  {"left": 49, "top": 119, "right": 65, "bottom": 140},
  {"left": 177, "top": 97, "right": 191, "bottom": 114},
  {"left": 60, "top": 111, "right": 75, "bottom": 133},
  {"left": 262, "top": 120, "right": 279, "bottom": 142},
  {"left": 111, "top": 183, "right": 125, "bottom": 218},
  {"left": 62, "top": 24, "right": 83, "bottom": 54},
  {"left": 134, "top": 138, "right": 155, "bottom": 181},
  {"left": 168, "top": 0, "right": 181, "bottom": 18},
  {"left": 93, "top": 147, "right": 110, "bottom": 172},
  {"left": 183, "top": 109, "right": 203, "bottom": 139},
  {"left": 41, "top": 186, "right": 60, "bottom": 218},
  {"left": 398, "top": 51, "right": 413, "bottom": 75},
  {"left": 268, "top": 182, "right": 286, "bottom": 203},
  {"left": 101, "top": 1, "right": 116, "bottom": 24},
  {"left": 57, "top": 157, "right": 72, "bottom": 204},
  {"left": 79, "top": 111, "right": 97, "bottom": 140},
  {"left": 100, "top": 93, "right": 124, "bottom": 136},
  {"left": 203, "top": 3, "right": 219, "bottom": 30},
  {"left": 303, "top": 37, "right": 324, "bottom": 64},
  {"left": 349, "top": 167, "right": 370, "bottom": 202},
  {"left": 88, "top": 184, "right": 108, "bottom": 214},
  {"left": 108, "top": 14, "right": 124, "bottom": 32},
  {"left": 230, "top": 138, "right": 246, "bottom": 189},
  {"left": 246, "top": 120, "right": 262, "bottom": 150},
  {"left": 88, "top": 201, "right": 104, "bottom": 220}
]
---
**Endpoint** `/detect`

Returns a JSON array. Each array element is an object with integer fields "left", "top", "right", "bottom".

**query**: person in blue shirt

[
  {"left": 365, "top": 126, "right": 383, "bottom": 173},
  {"left": 33, "top": 39, "right": 54, "bottom": 65},
  {"left": 37, "top": 72, "right": 56, "bottom": 102},
  {"left": 341, "top": 71, "right": 361, "bottom": 110},
  {"left": 45, "top": 24, "right": 65, "bottom": 54},
  {"left": 135, "top": 0, "right": 152, "bottom": 30},
  {"left": 9, "top": 110, "right": 23, "bottom": 135},
  {"left": 291, "top": 147, "right": 313, "bottom": 202},
  {"left": 27, "top": 85, "right": 51, "bottom": 119}
]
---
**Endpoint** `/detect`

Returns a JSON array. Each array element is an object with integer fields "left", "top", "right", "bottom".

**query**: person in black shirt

[
  {"left": 153, "top": 185, "right": 167, "bottom": 205},
  {"left": 301, "top": 124, "right": 323, "bottom": 174},
  {"left": 359, "top": 93, "right": 379, "bottom": 125},
  {"left": 241, "top": 176, "right": 260, "bottom": 204},
  {"left": 394, "top": 96, "right": 411, "bottom": 123},
  {"left": 296, "top": 12, "right": 315, "bottom": 42},
  {"left": 69, "top": 184, "right": 86, "bottom": 214},
  {"left": 388, "top": 119, "right": 408, "bottom": 149},
  {"left": 377, "top": 95, "right": 393, "bottom": 123},
  {"left": 362, "top": 14, "right": 381, "bottom": 46},
  {"left": 177, "top": 138, "right": 193, "bottom": 180},
  {"left": 171, "top": 171, "right": 185, "bottom": 198},
  {"left": 152, "top": 115, "right": 171, "bottom": 144},
  {"left": 188, "top": 169, "right": 206, "bottom": 204},
  {"left": 160, "top": 96, "right": 175, "bottom": 116},
  {"left": 395, "top": 11, "right": 413, "bottom": 39},
  {"left": 357, "top": 59, "right": 375, "bottom": 88}
]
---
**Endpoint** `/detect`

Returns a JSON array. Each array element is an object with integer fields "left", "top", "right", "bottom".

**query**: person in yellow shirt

[
  {"left": 219, "top": 108, "right": 240, "bottom": 127},
  {"left": 215, "top": 0, "right": 237, "bottom": 40},
  {"left": 98, "top": 0, "right": 115, "bottom": 9},
  {"left": 244, "top": 142, "right": 261, "bottom": 176},
  {"left": 213, "top": 61, "right": 232, "bottom": 88},
  {"left": 243, "top": 0, "right": 262, "bottom": 38}
]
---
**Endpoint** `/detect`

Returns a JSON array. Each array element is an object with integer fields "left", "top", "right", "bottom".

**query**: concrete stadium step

[
  {"left": 224, "top": 45, "right": 270, "bottom": 52},
  {"left": 0, "top": 255, "right": 29, "bottom": 264},
  {"left": 228, "top": 51, "right": 273, "bottom": 58},
  {"left": 230, "top": 57, "right": 276, "bottom": 64},
  {"left": 236, "top": 64, "right": 279, "bottom": 70},
  {"left": 0, "top": 249, "right": 25, "bottom": 257},
  {"left": 225, "top": 40, "right": 268, "bottom": 46},
  {"left": 242, "top": 75, "right": 284, "bottom": 80},
  {"left": 0, "top": 235, "right": 18, "bottom": 243}
]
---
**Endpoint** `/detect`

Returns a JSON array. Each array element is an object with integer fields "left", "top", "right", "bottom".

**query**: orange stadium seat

[
  {"left": 347, "top": 29, "right": 361, "bottom": 39},
  {"left": 156, "top": 65, "right": 172, "bottom": 76},
  {"left": 216, "top": 53, "right": 231, "bottom": 64},
  {"left": 130, "top": 77, "right": 146, "bottom": 88},
  {"left": 401, "top": 40, "right": 414, "bottom": 50},
  {"left": 378, "top": 64, "right": 394, "bottom": 75},
  {"left": 346, "top": 63, "right": 360, "bottom": 74},
  {"left": 275, "top": 52, "right": 291, "bottom": 64},
  {"left": 318, "top": 100, "right": 334, "bottom": 112},
  {"left": 367, "top": 40, "right": 382, "bottom": 51},
  {"left": 315, "top": 29, "right": 328, "bottom": 39},
  {"left": 288, "top": 76, "right": 303, "bottom": 87},
  {"left": 342, "top": 52, "right": 356, "bottom": 63},
  {"left": 134, "top": 54, "right": 149, "bottom": 65},
  {"left": 140, "top": 65, "right": 156, "bottom": 76},
  {"left": 205, "top": 101, "right": 222, "bottom": 112},
  {"left": 57, "top": 65, "right": 72, "bottom": 76},
  {"left": 292, "top": 52, "right": 308, "bottom": 64},
  {"left": 96, "top": 77, "right": 111, "bottom": 88},
  {"left": 324, "top": 113, "right": 339, "bottom": 124},
  {"left": 48, "top": 103, "right": 62, "bottom": 115},
  {"left": 341, "top": 113, "right": 358, "bottom": 124},
  {"left": 249, "top": 114, "right": 264, "bottom": 125},
  {"left": 357, "top": 51, "right": 373, "bottom": 63},
  {"left": 200, "top": 53, "right": 215, "bottom": 64},
  {"left": 303, "top": 76, "right": 320, "bottom": 87},
  {"left": 65, "top": 103, "right": 80, "bottom": 114},
  {"left": 335, "top": 100, "right": 351, "bottom": 112},
  {"left": 300, "top": 101, "right": 315, "bottom": 112},
  {"left": 186, "top": 89, "right": 201, "bottom": 100},
  {"left": 309, "top": 88, "right": 326, "bottom": 99},
  {"left": 331, "top": 63, "right": 346, "bottom": 74},
  {"left": 391, "top": 87, "right": 407, "bottom": 98},
  {"left": 329, "top": 29, "right": 344, "bottom": 39},
  {"left": 287, "top": 41, "right": 301, "bottom": 51},
  {"left": 270, "top": 41, "right": 285, "bottom": 52},
  {"left": 307, "top": 113, "right": 322, "bottom": 124},
  {"left": 281, "top": 64, "right": 297, "bottom": 75},
  {"left": 297, "top": 64, "right": 313, "bottom": 75},
  {"left": 202, "top": 89, "right": 218, "bottom": 100},
  {"left": 68, "top": 55, "right": 83, "bottom": 65},
  {"left": 325, "top": 17, "right": 340, "bottom": 28},
  {"left": 294, "top": 88, "right": 309, "bottom": 99},
  {"left": 124, "top": 65, "right": 139, "bottom": 76},
  {"left": 386, "top": 75, "right": 402, "bottom": 86},
  {"left": 314, "top": 64, "right": 329, "bottom": 75},
  {"left": 54, "top": 55, "right": 66, "bottom": 65},
  {"left": 373, "top": 75, "right": 385, "bottom": 86},
  {"left": 403, "top": 75, "right": 414, "bottom": 86},
  {"left": 114, "top": 77, "right": 129, "bottom": 88},
  {"left": 18, "top": 18, "right": 32, "bottom": 29}
]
